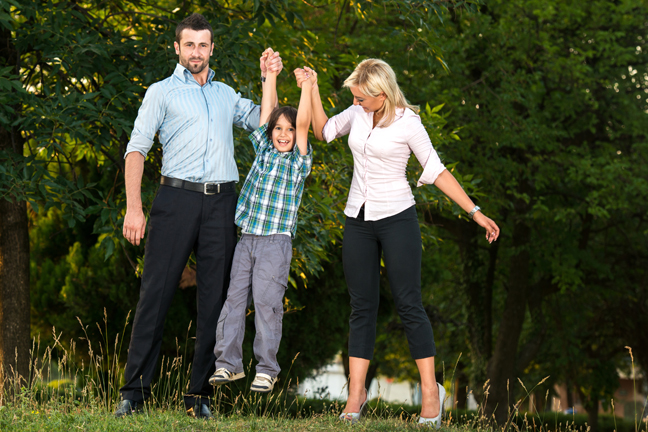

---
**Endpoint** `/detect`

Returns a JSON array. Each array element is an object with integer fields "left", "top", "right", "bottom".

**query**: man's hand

[
  {"left": 123, "top": 208, "right": 147, "bottom": 246},
  {"left": 260, "top": 48, "right": 273, "bottom": 76},
  {"left": 265, "top": 49, "right": 283, "bottom": 75}
]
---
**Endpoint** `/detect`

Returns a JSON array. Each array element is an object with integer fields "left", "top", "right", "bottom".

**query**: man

[{"left": 116, "top": 13, "right": 282, "bottom": 419}]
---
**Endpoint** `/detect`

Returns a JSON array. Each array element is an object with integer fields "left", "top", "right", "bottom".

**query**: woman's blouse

[{"left": 322, "top": 105, "right": 446, "bottom": 221}]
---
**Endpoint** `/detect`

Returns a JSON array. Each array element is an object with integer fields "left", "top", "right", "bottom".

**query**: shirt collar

[{"left": 173, "top": 63, "right": 215, "bottom": 85}]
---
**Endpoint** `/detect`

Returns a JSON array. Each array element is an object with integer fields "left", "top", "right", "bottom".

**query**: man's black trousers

[{"left": 119, "top": 185, "right": 237, "bottom": 408}]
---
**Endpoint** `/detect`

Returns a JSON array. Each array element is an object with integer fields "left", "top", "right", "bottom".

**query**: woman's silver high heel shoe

[
  {"left": 418, "top": 383, "right": 446, "bottom": 428},
  {"left": 339, "top": 388, "right": 368, "bottom": 424}
]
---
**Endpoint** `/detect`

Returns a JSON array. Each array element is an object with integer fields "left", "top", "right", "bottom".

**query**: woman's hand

[
  {"left": 294, "top": 67, "right": 309, "bottom": 88},
  {"left": 303, "top": 66, "right": 318, "bottom": 86},
  {"left": 473, "top": 212, "right": 500, "bottom": 244}
]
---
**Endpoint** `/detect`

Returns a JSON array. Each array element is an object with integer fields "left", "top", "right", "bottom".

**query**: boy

[{"left": 209, "top": 60, "right": 315, "bottom": 392}]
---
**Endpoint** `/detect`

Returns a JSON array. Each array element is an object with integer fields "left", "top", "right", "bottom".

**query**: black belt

[{"left": 160, "top": 176, "right": 235, "bottom": 195}]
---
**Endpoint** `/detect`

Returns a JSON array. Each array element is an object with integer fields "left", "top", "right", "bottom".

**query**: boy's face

[{"left": 271, "top": 114, "right": 296, "bottom": 152}]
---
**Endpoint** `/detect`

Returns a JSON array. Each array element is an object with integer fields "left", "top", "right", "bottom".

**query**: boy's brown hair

[{"left": 266, "top": 106, "right": 298, "bottom": 141}]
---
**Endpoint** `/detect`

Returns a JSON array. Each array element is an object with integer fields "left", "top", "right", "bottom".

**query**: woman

[{"left": 297, "top": 60, "right": 500, "bottom": 427}]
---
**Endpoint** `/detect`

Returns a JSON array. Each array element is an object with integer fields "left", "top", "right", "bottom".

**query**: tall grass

[
  {"left": 1, "top": 318, "right": 647, "bottom": 432},
  {"left": 1, "top": 311, "right": 312, "bottom": 419}
]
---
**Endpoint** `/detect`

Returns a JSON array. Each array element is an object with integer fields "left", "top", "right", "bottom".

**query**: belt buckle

[{"left": 203, "top": 182, "right": 219, "bottom": 195}]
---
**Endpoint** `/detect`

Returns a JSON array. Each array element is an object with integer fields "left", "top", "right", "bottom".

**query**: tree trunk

[
  {"left": 454, "top": 367, "right": 469, "bottom": 410},
  {"left": 582, "top": 397, "right": 600, "bottom": 432},
  {"left": 365, "top": 362, "right": 379, "bottom": 392},
  {"left": 0, "top": 129, "right": 31, "bottom": 390},
  {"left": 485, "top": 219, "right": 531, "bottom": 424},
  {"left": 0, "top": 26, "right": 31, "bottom": 391},
  {"left": 463, "top": 223, "right": 497, "bottom": 403},
  {"left": 421, "top": 208, "right": 499, "bottom": 406}
]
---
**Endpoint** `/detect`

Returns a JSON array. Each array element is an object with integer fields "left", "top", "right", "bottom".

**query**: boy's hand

[
  {"left": 294, "top": 68, "right": 310, "bottom": 88},
  {"left": 303, "top": 66, "right": 318, "bottom": 86},
  {"left": 260, "top": 48, "right": 272, "bottom": 76}
]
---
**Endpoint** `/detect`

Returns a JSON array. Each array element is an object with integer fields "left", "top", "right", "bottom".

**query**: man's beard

[{"left": 181, "top": 57, "right": 208, "bottom": 74}]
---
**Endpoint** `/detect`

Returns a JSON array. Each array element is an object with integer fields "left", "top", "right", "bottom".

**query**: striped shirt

[
  {"left": 236, "top": 124, "right": 313, "bottom": 237},
  {"left": 125, "top": 63, "right": 260, "bottom": 183}
]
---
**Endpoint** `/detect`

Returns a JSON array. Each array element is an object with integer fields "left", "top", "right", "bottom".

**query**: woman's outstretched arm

[
  {"left": 433, "top": 170, "right": 501, "bottom": 243},
  {"left": 294, "top": 68, "right": 313, "bottom": 156},
  {"left": 300, "top": 67, "right": 328, "bottom": 141}
]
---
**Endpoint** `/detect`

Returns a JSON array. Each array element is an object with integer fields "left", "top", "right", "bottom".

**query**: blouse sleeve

[
  {"left": 322, "top": 105, "right": 356, "bottom": 143},
  {"left": 406, "top": 115, "right": 446, "bottom": 187}
]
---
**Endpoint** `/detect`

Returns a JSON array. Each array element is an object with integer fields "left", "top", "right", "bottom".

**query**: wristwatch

[{"left": 468, "top": 206, "right": 481, "bottom": 219}]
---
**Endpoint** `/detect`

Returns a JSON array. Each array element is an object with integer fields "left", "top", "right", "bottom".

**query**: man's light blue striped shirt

[{"left": 125, "top": 63, "right": 260, "bottom": 182}]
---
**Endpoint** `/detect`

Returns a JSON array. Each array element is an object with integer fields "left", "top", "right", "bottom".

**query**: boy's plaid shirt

[{"left": 235, "top": 124, "right": 313, "bottom": 237}]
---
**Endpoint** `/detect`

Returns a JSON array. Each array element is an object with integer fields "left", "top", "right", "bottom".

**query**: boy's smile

[{"left": 272, "top": 114, "right": 296, "bottom": 152}]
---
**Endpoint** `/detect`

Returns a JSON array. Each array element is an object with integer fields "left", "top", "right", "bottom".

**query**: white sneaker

[
  {"left": 208, "top": 368, "right": 245, "bottom": 386},
  {"left": 250, "top": 373, "right": 277, "bottom": 393}
]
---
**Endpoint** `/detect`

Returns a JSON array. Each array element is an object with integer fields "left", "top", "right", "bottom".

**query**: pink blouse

[{"left": 322, "top": 105, "right": 446, "bottom": 221}]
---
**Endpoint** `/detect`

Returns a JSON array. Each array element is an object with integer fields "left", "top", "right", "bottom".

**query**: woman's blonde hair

[{"left": 343, "top": 58, "right": 419, "bottom": 127}]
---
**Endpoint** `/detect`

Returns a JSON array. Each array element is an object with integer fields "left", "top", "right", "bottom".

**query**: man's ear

[
  {"left": 210, "top": 42, "right": 214, "bottom": 56},
  {"left": 174, "top": 41, "right": 181, "bottom": 55}
]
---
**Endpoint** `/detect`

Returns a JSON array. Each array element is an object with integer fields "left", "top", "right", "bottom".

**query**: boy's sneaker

[
  {"left": 209, "top": 368, "right": 245, "bottom": 386},
  {"left": 250, "top": 373, "right": 277, "bottom": 393}
]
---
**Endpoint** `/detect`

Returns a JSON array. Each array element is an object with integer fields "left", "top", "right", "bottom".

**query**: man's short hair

[{"left": 176, "top": 13, "right": 213, "bottom": 44}]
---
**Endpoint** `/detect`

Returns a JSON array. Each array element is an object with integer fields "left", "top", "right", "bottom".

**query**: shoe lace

[
  {"left": 215, "top": 368, "right": 232, "bottom": 378},
  {"left": 254, "top": 374, "right": 274, "bottom": 385}
]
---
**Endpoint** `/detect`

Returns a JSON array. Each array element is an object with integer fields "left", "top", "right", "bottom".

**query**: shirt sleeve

[
  {"left": 321, "top": 105, "right": 356, "bottom": 143},
  {"left": 125, "top": 83, "right": 165, "bottom": 158},
  {"left": 406, "top": 116, "right": 447, "bottom": 187},
  {"left": 297, "top": 141, "right": 313, "bottom": 178},
  {"left": 233, "top": 94, "right": 261, "bottom": 132},
  {"left": 248, "top": 124, "right": 273, "bottom": 154}
]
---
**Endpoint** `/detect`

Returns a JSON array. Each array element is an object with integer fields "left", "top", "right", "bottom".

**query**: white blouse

[{"left": 322, "top": 105, "right": 446, "bottom": 221}]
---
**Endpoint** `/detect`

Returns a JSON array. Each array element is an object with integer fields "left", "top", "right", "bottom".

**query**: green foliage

[
  {"left": 6, "top": 0, "right": 647, "bottom": 422},
  {"left": 417, "top": 0, "right": 648, "bottom": 416},
  {"left": 4, "top": 0, "right": 480, "bottom": 391}
]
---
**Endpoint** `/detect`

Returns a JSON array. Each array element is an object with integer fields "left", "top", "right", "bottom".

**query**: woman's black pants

[{"left": 343, "top": 205, "right": 436, "bottom": 360}]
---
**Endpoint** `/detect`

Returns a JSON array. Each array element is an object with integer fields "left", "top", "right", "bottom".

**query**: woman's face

[{"left": 350, "top": 86, "right": 386, "bottom": 113}]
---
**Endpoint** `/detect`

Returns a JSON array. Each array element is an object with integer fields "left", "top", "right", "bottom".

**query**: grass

[
  {"left": 0, "top": 407, "right": 444, "bottom": 431},
  {"left": 1, "top": 314, "right": 647, "bottom": 432}
]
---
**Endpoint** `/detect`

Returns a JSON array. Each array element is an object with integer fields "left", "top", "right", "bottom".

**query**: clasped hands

[{"left": 260, "top": 47, "right": 316, "bottom": 87}]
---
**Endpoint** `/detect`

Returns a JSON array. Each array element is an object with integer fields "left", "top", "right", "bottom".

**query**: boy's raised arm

[
  {"left": 260, "top": 53, "right": 278, "bottom": 126},
  {"left": 294, "top": 68, "right": 313, "bottom": 156}
]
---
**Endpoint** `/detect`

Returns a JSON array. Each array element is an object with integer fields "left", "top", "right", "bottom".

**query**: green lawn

[{"left": 0, "top": 407, "right": 452, "bottom": 431}]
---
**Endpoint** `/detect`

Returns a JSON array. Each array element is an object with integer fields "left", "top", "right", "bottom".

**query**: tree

[
  {"left": 0, "top": 10, "right": 30, "bottom": 386},
  {"left": 2, "top": 0, "right": 480, "bottom": 395},
  {"left": 0, "top": 0, "right": 289, "bottom": 386},
  {"left": 418, "top": 0, "right": 648, "bottom": 426}
]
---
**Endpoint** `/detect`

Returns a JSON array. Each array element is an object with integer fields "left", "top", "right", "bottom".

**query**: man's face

[{"left": 174, "top": 29, "right": 213, "bottom": 75}]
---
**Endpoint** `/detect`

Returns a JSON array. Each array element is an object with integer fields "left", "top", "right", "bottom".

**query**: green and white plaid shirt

[{"left": 235, "top": 124, "right": 313, "bottom": 237}]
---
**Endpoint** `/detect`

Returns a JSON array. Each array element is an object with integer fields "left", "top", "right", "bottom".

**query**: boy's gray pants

[{"left": 213, "top": 233, "right": 292, "bottom": 377}]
